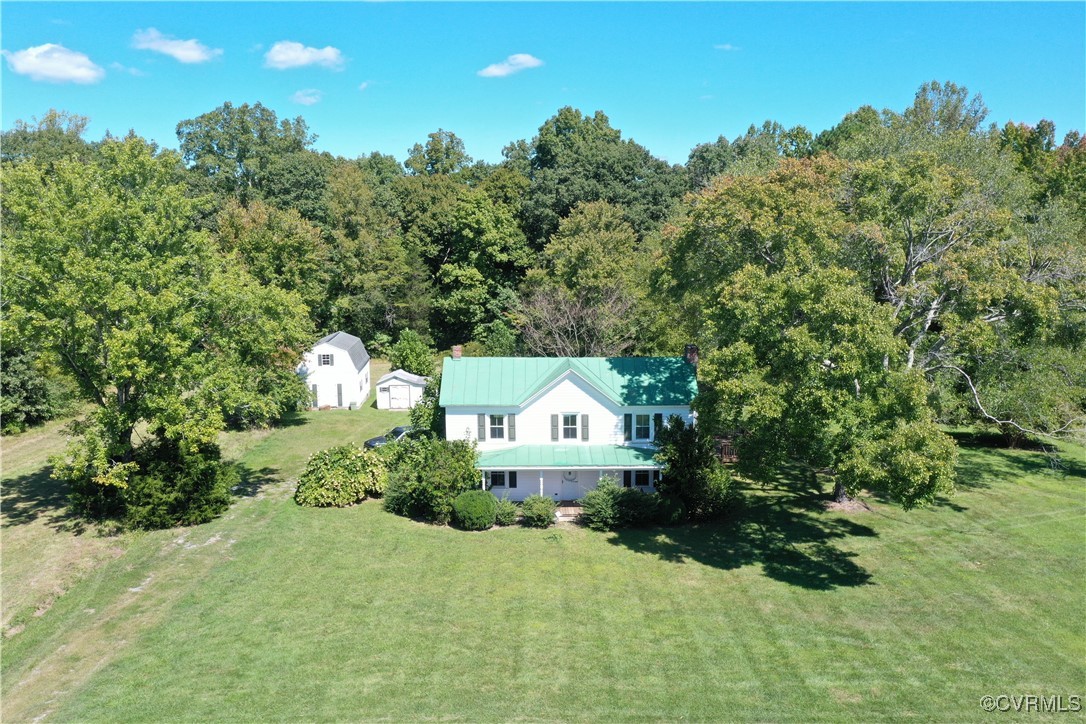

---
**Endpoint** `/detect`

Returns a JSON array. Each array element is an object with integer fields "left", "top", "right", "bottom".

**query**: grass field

[{"left": 2, "top": 399, "right": 1083, "bottom": 721}]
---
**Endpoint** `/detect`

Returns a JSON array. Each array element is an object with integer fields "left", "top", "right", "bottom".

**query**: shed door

[{"left": 389, "top": 385, "right": 410, "bottom": 408}]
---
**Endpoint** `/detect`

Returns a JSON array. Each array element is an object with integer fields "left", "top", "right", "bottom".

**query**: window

[
  {"left": 486, "top": 471, "right": 517, "bottom": 489},
  {"left": 490, "top": 414, "right": 505, "bottom": 440},
  {"left": 563, "top": 413, "right": 578, "bottom": 440},
  {"left": 635, "top": 414, "right": 651, "bottom": 440},
  {"left": 318, "top": 353, "right": 334, "bottom": 366},
  {"left": 635, "top": 470, "right": 651, "bottom": 487}
]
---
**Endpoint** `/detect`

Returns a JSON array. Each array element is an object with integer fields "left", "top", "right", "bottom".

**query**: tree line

[{"left": 2, "top": 80, "right": 1083, "bottom": 526}]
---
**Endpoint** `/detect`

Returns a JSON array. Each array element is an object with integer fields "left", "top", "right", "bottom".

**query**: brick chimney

[
  {"left": 452, "top": 344, "right": 462, "bottom": 360},
  {"left": 684, "top": 344, "right": 699, "bottom": 367}
]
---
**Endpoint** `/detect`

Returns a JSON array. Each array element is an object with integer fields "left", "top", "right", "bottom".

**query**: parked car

[{"left": 363, "top": 425, "right": 414, "bottom": 449}]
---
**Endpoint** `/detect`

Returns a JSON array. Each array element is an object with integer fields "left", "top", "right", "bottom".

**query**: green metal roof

[
  {"left": 478, "top": 444, "right": 661, "bottom": 469},
  {"left": 438, "top": 356, "right": 696, "bottom": 407}
]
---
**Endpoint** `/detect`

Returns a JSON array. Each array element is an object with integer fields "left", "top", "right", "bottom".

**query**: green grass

[{"left": 2, "top": 414, "right": 1083, "bottom": 721}]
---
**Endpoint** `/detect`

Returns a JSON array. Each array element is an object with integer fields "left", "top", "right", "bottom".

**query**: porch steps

[{"left": 556, "top": 502, "right": 582, "bottom": 522}]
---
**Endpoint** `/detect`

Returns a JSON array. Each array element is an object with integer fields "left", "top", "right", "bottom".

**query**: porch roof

[{"left": 477, "top": 444, "right": 660, "bottom": 470}]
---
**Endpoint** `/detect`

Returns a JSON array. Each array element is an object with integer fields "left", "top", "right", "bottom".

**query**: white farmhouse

[
  {"left": 376, "top": 369, "right": 429, "bottom": 410},
  {"left": 439, "top": 346, "right": 698, "bottom": 502},
  {"left": 298, "top": 331, "right": 371, "bottom": 409}
]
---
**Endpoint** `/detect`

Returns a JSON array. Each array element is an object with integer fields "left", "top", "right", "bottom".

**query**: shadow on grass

[
  {"left": 0, "top": 465, "right": 93, "bottom": 534},
  {"left": 273, "top": 410, "right": 309, "bottom": 428},
  {"left": 231, "top": 464, "right": 282, "bottom": 497},
  {"left": 607, "top": 481, "right": 876, "bottom": 590}
]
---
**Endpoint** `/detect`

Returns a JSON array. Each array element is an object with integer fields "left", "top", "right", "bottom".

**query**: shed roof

[
  {"left": 477, "top": 444, "right": 660, "bottom": 469},
  {"left": 438, "top": 356, "right": 696, "bottom": 408},
  {"left": 315, "top": 331, "right": 370, "bottom": 370},
  {"left": 376, "top": 369, "right": 429, "bottom": 387}
]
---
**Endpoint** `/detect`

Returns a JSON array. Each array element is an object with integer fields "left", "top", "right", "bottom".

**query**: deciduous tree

[
  {"left": 696, "top": 264, "right": 957, "bottom": 508},
  {"left": 510, "top": 107, "right": 688, "bottom": 246},
  {"left": 176, "top": 101, "right": 314, "bottom": 203},
  {"left": 2, "top": 137, "right": 312, "bottom": 523}
]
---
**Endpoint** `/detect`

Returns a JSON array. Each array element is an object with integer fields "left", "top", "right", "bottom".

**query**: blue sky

[{"left": 3, "top": 2, "right": 1084, "bottom": 164}]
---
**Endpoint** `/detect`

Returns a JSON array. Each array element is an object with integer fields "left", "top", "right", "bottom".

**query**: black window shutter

[
  {"left": 551, "top": 414, "right": 559, "bottom": 441},
  {"left": 623, "top": 470, "right": 632, "bottom": 488},
  {"left": 653, "top": 413, "right": 663, "bottom": 439},
  {"left": 509, "top": 471, "right": 517, "bottom": 489},
  {"left": 653, "top": 470, "right": 661, "bottom": 485},
  {"left": 477, "top": 414, "right": 486, "bottom": 441},
  {"left": 623, "top": 414, "right": 632, "bottom": 441},
  {"left": 581, "top": 414, "right": 589, "bottom": 441},
  {"left": 508, "top": 414, "right": 516, "bottom": 442}
]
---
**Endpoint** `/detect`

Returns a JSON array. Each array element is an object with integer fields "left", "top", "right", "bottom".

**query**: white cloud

[
  {"left": 713, "top": 43, "right": 740, "bottom": 51},
  {"left": 1, "top": 43, "right": 104, "bottom": 83},
  {"left": 291, "top": 88, "right": 323, "bottom": 105},
  {"left": 264, "top": 41, "right": 344, "bottom": 70},
  {"left": 132, "top": 28, "right": 222, "bottom": 63},
  {"left": 358, "top": 81, "right": 369, "bottom": 92},
  {"left": 110, "top": 61, "right": 147, "bottom": 77},
  {"left": 477, "top": 53, "right": 543, "bottom": 78}
]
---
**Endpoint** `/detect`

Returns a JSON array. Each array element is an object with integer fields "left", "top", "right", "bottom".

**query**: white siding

[
  {"left": 377, "top": 376, "right": 427, "bottom": 410},
  {"left": 300, "top": 343, "right": 370, "bottom": 408},
  {"left": 484, "top": 468, "right": 656, "bottom": 502},
  {"left": 445, "top": 372, "right": 692, "bottom": 449}
]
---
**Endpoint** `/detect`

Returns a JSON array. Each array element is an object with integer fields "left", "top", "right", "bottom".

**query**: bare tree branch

[{"left": 936, "top": 364, "right": 1085, "bottom": 438}]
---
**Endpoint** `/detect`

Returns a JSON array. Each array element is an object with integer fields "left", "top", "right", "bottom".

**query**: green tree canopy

[
  {"left": 696, "top": 263, "right": 957, "bottom": 508},
  {"left": 405, "top": 129, "right": 473, "bottom": 176},
  {"left": 665, "top": 148, "right": 1085, "bottom": 442},
  {"left": 517, "top": 201, "right": 652, "bottom": 356},
  {"left": 215, "top": 199, "right": 332, "bottom": 319},
  {"left": 1, "top": 109, "right": 94, "bottom": 166},
  {"left": 2, "top": 136, "right": 312, "bottom": 522},
  {"left": 176, "top": 101, "right": 314, "bottom": 203},
  {"left": 687, "top": 120, "right": 813, "bottom": 188},
  {"left": 389, "top": 329, "right": 436, "bottom": 377},
  {"left": 509, "top": 106, "right": 688, "bottom": 246}
]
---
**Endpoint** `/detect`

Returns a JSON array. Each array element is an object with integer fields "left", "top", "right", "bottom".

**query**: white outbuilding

[
  {"left": 298, "top": 331, "right": 372, "bottom": 408},
  {"left": 375, "top": 369, "right": 429, "bottom": 410}
]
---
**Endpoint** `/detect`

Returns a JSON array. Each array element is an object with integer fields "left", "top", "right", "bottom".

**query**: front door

[
  {"left": 389, "top": 385, "right": 409, "bottom": 408},
  {"left": 560, "top": 470, "right": 591, "bottom": 501}
]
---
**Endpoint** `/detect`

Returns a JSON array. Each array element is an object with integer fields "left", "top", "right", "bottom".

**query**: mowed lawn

[{"left": 2, "top": 405, "right": 1084, "bottom": 721}]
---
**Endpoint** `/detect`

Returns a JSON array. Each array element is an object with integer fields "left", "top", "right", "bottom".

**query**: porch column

[
  {"left": 481, "top": 471, "right": 485, "bottom": 490},
  {"left": 538, "top": 471, "right": 544, "bottom": 496}
]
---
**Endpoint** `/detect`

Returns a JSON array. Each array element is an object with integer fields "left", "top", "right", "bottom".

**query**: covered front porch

[{"left": 477, "top": 444, "right": 662, "bottom": 503}]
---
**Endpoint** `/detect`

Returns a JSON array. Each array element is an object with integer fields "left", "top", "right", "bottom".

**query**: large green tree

[
  {"left": 687, "top": 120, "right": 813, "bottom": 188},
  {"left": 215, "top": 199, "right": 332, "bottom": 319},
  {"left": 1, "top": 109, "right": 94, "bottom": 166},
  {"left": 405, "top": 129, "right": 473, "bottom": 176},
  {"left": 696, "top": 263, "right": 957, "bottom": 508},
  {"left": 517, "top": 201, "right": 652, "bottom": 356},
  {"left": 325, "top": 162, "right": 432, "bottom": 339},
  {"left": 431, "top": 191, "right": 530, "bottom": 344},
  {"left": 176, "top": 101, "right": 314, "bottom": 203},
  {"left": 665, "top": 150, "right": 1085, "bottom": 443},
  {"left": 508, "top": 107, "right": 688, "bottom": 246},
  {"left": 2, "top": 137, "right": 312, "bottom": 523}
]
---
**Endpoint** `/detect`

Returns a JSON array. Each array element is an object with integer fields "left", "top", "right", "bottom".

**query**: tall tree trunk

[{"left": 832, "top": 478, "right": 851, "bottom": 503}]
